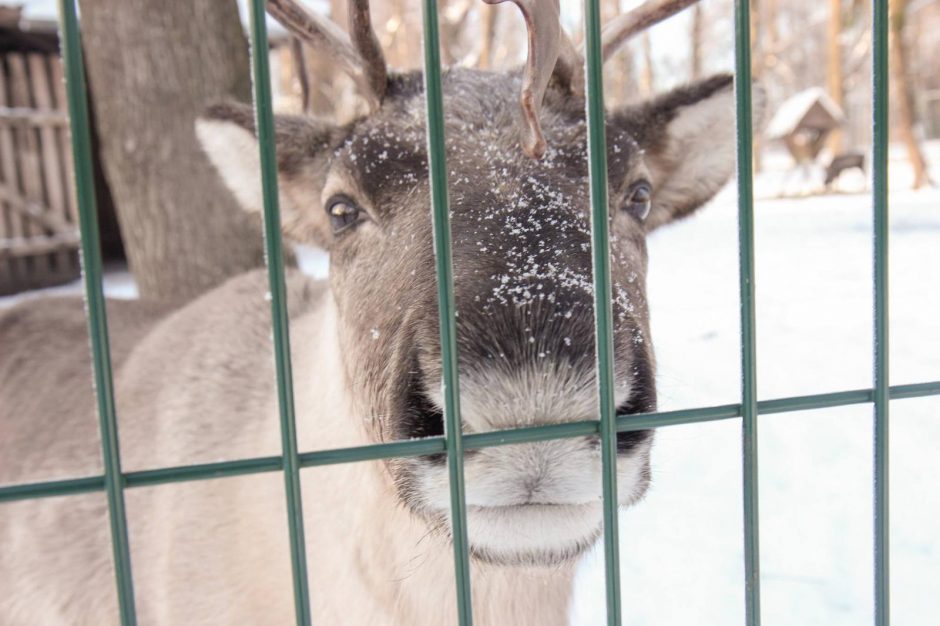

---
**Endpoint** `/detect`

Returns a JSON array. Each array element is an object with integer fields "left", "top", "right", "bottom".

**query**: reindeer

[{"left": 0, "top": 0, "right": 760, "bottom": 623}]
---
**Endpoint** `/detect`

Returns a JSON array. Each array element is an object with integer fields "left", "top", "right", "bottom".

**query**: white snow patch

[{"left": 570, "top": 143, "right": 940, "bottom": 625}]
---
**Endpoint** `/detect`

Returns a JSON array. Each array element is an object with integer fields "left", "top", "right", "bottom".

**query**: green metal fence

[{"left": 0, "top": 0, "right": 938, "bottom": 625}]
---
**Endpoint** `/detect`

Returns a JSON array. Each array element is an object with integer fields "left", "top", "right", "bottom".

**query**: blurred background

[
  {"left": 0, "top": 1, "right": 937, "bottom": 625},
  {"left": 0, "top": 0, "right": 936, "bottom": 299}
]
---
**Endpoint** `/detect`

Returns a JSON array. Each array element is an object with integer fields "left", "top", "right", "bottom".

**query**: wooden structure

[
  {"left": 766, "top": 87, "right": 845, "bottom": 166},
  {"left": 0, "top": 10, "right": 80, "bottom": 295}
]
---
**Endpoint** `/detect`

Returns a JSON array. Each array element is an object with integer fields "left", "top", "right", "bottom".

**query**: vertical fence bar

[
  {"left": 583, "top": 1, "right": 623, "bottom": 624},
  {"left": 419, "top": 1, "right": 474, "bottom": 624},
  {"left": 733, "top": 1, "right": 761, "bottom": 624},
  {"left": 246, "top": 2, "right": 311, "bottom": 624},
  {"left": 56, "top": 1, "right": 137, "bottom": 624},
  {"left": 872, "top": 0, "right": 890, "bottom": 623}
]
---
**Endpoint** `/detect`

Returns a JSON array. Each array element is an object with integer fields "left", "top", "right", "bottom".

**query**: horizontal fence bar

[
  {"left": 5, "top": 381, "right": 939, "bottom": 505},
  {"left": 300, "top": 438, "right": 445, "bottom": 466},
  {"left": 0, "top": 475, "right": 105, "bottom": 501},
  {"left": 888, "top": 381, "right": 940, "bottom": 400},
  {"left": 128, "top": 456, "right": 283, "bottom": 488}
]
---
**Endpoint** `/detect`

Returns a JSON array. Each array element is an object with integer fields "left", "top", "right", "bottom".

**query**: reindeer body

[{"left": 1, "top": 271, "right": 574, "bottom": 625}]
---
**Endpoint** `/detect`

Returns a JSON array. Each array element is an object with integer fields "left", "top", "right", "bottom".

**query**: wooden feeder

[
  {"left": 0, "top": 9, "right": 80, "bottom": 295},
  {"left": 766, "top": 87, "right": 845, "bottom": 166}
]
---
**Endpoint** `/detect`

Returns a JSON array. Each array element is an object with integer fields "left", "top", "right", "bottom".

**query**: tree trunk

[
  {"left": 765, "top": 0, "right": 779, "bottom": 67},
  {"left": 749, "top": 0, "right": 761, "bottom": 79},
  {"left": 888, "top": 0, "right": 932, "bottom": 189},
  {"left": 750, "top": 0, "right": 762, "bottom": 171},
  {"left": 79, "top": 0, "right": 265, "bottom": 300},
  {"left": 827, "top": 0, "right": 845, "bottom": 154},
  {"left": 477, "top": 3, "right": 499, "bottom": 70},
  {"left": 640, "top": 32, "right": 654, "bottom": 97},
  {"left": 601, "top": 0, "right": 635, "bottom": 106},
  {"left": 690, "top": 4, "right": 704, "bottom": 80}
]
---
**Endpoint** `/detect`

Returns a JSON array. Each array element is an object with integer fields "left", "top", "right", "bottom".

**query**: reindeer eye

[
  {"left": 325, "top": 196, "right": 363, "bottom": 234},
  {"left": 623, "top": 181, "right": 652, "bottom": 220}
]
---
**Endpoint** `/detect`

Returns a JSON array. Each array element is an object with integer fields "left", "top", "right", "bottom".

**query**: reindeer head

[{"left": 197, "top": 0, "right": 757, "bottom": 567}]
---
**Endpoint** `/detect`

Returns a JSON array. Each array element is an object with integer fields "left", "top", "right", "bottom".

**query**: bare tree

[
  {"left": 690, "top": 3, "right": 704, "bottom": 80},
  {"left": 477, "top": 3, "right": 500, "bottom": 69},
  {"left": 765, "top": 0, "right": 780, "bottom": 72},
  {"left": 640, "top": 32, "right": 654, "bottom": 95},
  {"left": 827, "top": 0, "right": 845, "bottom": 153},
  {"left": 750, "top": 0, "right": 763, "bottom": 171},
  {"left": 889, "top": 0, "right": 932, "bottom": 188},
  {"left": 78, "top": 0, "right": 265, "bottom": 300}
]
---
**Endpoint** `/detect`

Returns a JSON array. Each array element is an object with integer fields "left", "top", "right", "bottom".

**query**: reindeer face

[
  {"left": 324, "top": 73, "right": 659, "bottom": 566},
  {"left": 198, "top": 0, "right": 758, "bottom": 569},
  {"left": 198, "top": 67, "right": 746, "bottom": 566}
]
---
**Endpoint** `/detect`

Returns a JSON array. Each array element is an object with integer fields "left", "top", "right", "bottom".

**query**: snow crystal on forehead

[
  {"left": 450, "top": 159, "right": 640, "bottom": 324},
  {"left": 330, "top": 74, "right": 644, "bottom": 330}
]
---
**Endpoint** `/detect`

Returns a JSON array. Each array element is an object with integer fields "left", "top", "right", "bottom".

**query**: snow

[
  {"left": 16, "top": 0, "right": 57, "bottom": 21},
  {"left": 571, "top": 143, "right": 940, "bottom": 625},
  {"left": 2, "top": 144, "right": 937, "bottom": 624},
  {"left": 0, "top": 263, "right": 137, "bottom": 310}
]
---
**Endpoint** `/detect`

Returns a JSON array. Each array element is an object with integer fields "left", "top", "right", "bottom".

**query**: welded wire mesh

[{"left": 0, "top": 1, "right": 928, "bottom": 625}]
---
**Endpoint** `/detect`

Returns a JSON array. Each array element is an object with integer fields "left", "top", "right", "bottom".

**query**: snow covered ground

[
  {"left": 572, "top": 143, "right": 940, "bottom": 626},
  {"left": 2, "top": 143, "right": 937, "bottom": 624}
]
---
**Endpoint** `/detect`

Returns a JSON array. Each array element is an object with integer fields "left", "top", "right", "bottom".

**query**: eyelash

[
  {"left": 325, "top": 195, "right": 365, "bottom": 234},
  {"left": 622, "top": 180, "right": 652, "bottom": 220}
]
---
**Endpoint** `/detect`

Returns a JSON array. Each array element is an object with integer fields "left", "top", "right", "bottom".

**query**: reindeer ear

[
  {"left": 195, "top": 101, "right": 339, "bottom": 248},
  {"left": 612, "top": 74, "right": 765, "bottom": 231}
]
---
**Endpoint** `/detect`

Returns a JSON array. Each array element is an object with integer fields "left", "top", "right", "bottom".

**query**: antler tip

[{"left": 524, "top": 138, "right": 547, "bottom": 160}]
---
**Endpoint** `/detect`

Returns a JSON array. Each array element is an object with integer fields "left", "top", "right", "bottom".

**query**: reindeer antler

[
  {"left": 346, "top": 0, "right": 387, "bottom": 103},
  {"left": 484, "top": 0, "right": 564, "bottom": 159},
  {"left": 269, "top": 0, "right": 699, "bottom": 158},
  {"left": 489, "top": 0, "right": 698, "bottom": 159},
  {"left": 267, "top": 0, "right": 387, "bottom": 109},
  {"left": 600, "top": 0, "right": 700, "bottom": 62}
]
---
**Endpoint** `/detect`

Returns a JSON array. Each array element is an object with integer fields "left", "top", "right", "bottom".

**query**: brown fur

[{"left": 0, "top": 67, "right": 758, "bottom": 624}]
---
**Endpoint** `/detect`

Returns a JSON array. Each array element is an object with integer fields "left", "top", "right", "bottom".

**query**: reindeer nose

[
  {"left": 454, "top": 295, "right": 598, "bottom": 376},
  {"left": 451, "top": 227, "right": 596, "bottom": 365}
]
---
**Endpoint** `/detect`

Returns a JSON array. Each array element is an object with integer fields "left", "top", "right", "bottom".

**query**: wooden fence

[{"left": 0, "top": 22, "right": 80, "bottom": 295}]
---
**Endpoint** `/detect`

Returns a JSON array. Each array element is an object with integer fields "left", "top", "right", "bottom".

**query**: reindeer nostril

[
  {"left": 401, "top": 378, "right": 444, "bottom": 440},
  {"left": 398, "top": 378, "right": 447, "bottom": 464},
  {"left": 616, "top": 429, "right": 652, "bottom": 453},
  {"left": 613, "top": 397, "right": 655, "bottom": 454}
]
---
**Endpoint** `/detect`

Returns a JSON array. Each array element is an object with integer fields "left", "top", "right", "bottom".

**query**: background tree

[
  {"left": 888, "top": 0, "right": 932, "bottom": 188},
  {"left": 640, "top": 32, "right": 654, "bottom": 97},
  {"left": 79, "top": 0, "right": 265, "bottom": 300},
  {"left": 827, "top": 0, "right": 845, "bottom": 153},
  {"left": 750, "top": 0, "right": 763, "bottom": 170},
  {"left": 690, "top": 3, "right": 704, "bottom": 80}
]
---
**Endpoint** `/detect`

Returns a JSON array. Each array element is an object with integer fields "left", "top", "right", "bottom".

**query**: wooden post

[
  {"left": 0, "top": 61, "right": 28, "bottom": 289},
  {"left": 7, "top": 53, "right": 56, "bottom": 283},
  {"left": 29, "top": 53, "right": 77, "bottom": 277},
  {"left": 50, "top": 51, "right": 79, "bottom": 226}
]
